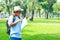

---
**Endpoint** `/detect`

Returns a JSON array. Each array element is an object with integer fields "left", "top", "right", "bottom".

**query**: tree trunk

[
  {"left": 30, "top": 0, "right": 35, "bottom": 21},
  {"left": 7, "top": 6, "right": 10, "bottom": 16},
  {"left": 23, "top": 8, "right": 26, "bottom": 17},
  {"left": 46, "top": 8, "right": 50, "bottom": 19},
  {"left": 46, "top": 12, "right": 48, "bottom": 19},
  {"left": 45, "top": 10, "right": 48, "bottom": 19},
  {"left": 6, "top": 0, "right": 11, "bottom": 16},
  {"left": 58, "top": 13, "right": 59, "bottom": 20},
  {"left": 30, "top": 10, "right": 34, "bottom": 21},
  {"left": 38, "top": 9, "right": 41, "bottom": 18}
]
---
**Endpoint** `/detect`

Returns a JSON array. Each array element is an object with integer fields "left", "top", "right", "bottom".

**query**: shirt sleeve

[{"left": 8, "top": 16, "right": 13, "bottom": 25}]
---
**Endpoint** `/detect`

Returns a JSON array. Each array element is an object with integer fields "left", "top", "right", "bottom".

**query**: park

[
  {"left": 0, "top": 0, "right": 60, "bottom": 40},
  {"left": 0, "top": 19, "right": 60, "bottom": 40}
]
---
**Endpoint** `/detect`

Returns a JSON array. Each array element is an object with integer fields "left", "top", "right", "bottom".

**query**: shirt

[{"left": 8, "top": 15, "right": 22, "bottom": 38}]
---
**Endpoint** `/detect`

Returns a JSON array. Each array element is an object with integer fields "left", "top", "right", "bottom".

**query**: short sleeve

[{"left": 8, "top": 15, "right": 13, "bottom": 25}]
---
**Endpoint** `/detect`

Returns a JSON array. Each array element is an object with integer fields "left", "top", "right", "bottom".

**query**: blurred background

[
  {"left": 0, "top": 0, "right": 60, "bottom": 40},
  {"left": 0, "top": 0, "right": 60, "bottom": 20}
]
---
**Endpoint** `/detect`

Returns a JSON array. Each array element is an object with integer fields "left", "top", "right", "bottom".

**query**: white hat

[{"left": 14, "top": 6, "right": 23, "bottom": 11}]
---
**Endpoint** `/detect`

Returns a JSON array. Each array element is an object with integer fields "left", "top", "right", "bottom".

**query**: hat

[{"left": 14, "top": 6, "right": 23, "bottom": 11}]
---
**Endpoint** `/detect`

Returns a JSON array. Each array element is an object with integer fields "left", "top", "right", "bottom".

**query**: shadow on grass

[{"left": 22, "top": 34, "right": 60, "bottom": 40}]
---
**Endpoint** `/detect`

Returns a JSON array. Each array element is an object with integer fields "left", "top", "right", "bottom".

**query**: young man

[{"left": 8, "top": 6, "right": 23, "bottom": 40}]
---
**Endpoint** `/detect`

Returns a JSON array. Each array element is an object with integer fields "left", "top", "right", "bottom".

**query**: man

[{"left": 8, "top": 6, "right": 23, "bottom": 40}]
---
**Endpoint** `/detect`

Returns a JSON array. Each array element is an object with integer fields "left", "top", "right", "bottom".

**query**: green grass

[
  {"left": 0, "top": 20, "right": 6, "bottom": 23},
  {"left": 0, "top": 19, "right": 60, "bottom": 40},
  {"left": 1, "top": 18, "right": 60, "bottom": 23},
  {"left": 22, "top": 23, "right": 60, "bottom": 40},
  {"left": 0, "top": 23, "right": 9, "bottom": 40},
  {"left": 28, "top": 18, "right": 60, "bottom": 23}
]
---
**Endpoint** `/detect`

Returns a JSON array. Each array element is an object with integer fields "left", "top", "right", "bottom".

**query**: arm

[{"left": 8, "top": 18, "right": 23, "bottom": 27}]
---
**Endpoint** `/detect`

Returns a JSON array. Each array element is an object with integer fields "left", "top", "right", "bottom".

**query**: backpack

[{"left": 6, "top": 16, "right": 20, "bottom": 35}]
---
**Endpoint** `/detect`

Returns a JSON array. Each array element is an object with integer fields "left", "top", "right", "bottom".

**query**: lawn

[
  {"left": 28, "top": 18, "right": 60, "bottom": 23},
  {"left": 0, "top": 19, "right": 60, "bottom": 40}
]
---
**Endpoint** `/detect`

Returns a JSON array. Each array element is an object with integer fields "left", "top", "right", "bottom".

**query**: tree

[
  {"left": 5, "top": 0, "right": 12, "bottom": 16},
  {"left": 29, "top": 0, "right": 36, "bottom": 21},
  {"left": 53, "top": 2, "right": 60, "bottom": 19},
  {"left": 39, "top": 0, "right": 56, "bottom": 19},
  {"left": 22, "top": 0, "right": 27, "bottom": 17},
  {"left": 0, "top": 2, "right": 5, "bottom": 12},
  {"left": 36, "top": 1, "right": 42, "bottom": 18}
]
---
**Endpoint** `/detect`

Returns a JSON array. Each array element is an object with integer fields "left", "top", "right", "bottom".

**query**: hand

[
  {"left": 18, "top": 19, "right": 23, "bottom": 22},
  {"left": 14, "top": 18, "right": 24, "bottom": 23}
]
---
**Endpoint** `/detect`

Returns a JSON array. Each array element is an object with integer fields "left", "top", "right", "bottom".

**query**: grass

[
  {"left": 0, "top": 23, "right": 9, "bottom": 40},
  {"left": 28, "top": 18, "right": 60, "bottom": 23},
  {"left": 0, "top": 18, "right": 60, "bottom": 40},
  {"left": 22, "top": 23, "right": 60, "bottom": 40}
]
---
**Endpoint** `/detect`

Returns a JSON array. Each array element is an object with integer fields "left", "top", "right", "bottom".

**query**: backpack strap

[
  {"left": 18, "top": 16, "right": 20, "bottom": 19},
  {"left": 13, "top": 15, "right": 15, "bottom": 22},
  {"left": 13, "top": 16, "right": 20, "bottom": 22}
]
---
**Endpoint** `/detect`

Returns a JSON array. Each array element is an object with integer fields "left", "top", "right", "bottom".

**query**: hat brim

[{"left": 14, "top": 9, "right": 23, "bottom": 11}]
